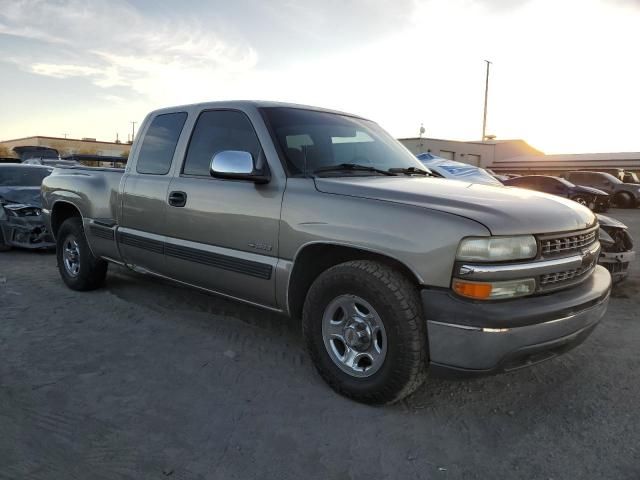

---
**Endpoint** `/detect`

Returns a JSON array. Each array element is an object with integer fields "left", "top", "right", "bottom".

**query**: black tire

[
  {"left": 56, "top": 217, "right": 108, "bottom": 291},
  {"left": 0, "top": 227, "right": 11, "bottom": 252},
  {"left": 614, "top": 192, "right": 633, "bottom": 209},
  {"left": 302, "top": 260, "right": 427, "bottom": 405},
  {"left": 571, "top": 195, "right": 589, "bottom": 208}
]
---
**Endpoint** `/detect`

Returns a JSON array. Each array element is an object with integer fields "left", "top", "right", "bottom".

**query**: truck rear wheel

[
  {"left": 302, "top": 260, "right": 427, "bottom": 405},
  {"left": 56, "top": 217, "right": 108, "bottom": 291}
]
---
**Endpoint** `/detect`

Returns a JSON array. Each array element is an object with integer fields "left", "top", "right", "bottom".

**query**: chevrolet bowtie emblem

[{"left": 581, "top": 248, "right": 596, "bottom": 269}]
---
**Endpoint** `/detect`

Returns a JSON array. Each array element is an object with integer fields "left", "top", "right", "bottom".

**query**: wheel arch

[
  {"left": 286, "top": 242, "right": 423, "bottom": 320},
  {"left": 50, "top": 201, "right": 83, "bottom": 239},
  {"left": 613, "top": 190, "right": 636, "bottom": 207},
  {"left": 615, "top": 190, "right": 635, "bottom": 199}
]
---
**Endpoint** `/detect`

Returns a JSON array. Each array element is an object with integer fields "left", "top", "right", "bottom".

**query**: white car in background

[{"left": 416, "top": 153, "right": 503, "bottom": 186}]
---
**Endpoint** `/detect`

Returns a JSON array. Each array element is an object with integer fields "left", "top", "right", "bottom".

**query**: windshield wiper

[
  {"left": 313, "top": 163, "right": 397, "bottom": 176},
  {"left": 388, "top": 167, "right": 432, "bottom": 176}
]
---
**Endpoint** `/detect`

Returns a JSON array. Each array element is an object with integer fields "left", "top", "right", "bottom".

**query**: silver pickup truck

[{"left": 42, "top": 101, "right": 612, "bottom": 404}]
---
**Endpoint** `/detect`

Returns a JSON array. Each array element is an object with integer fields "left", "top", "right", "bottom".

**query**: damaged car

[
  {"left": 503, "top": 175, "right": 610, "bottom": 212},
  {"left": 0, "top": 164, "right": 55, "bottom": 251},
  {"left": 597, "top": 214, "right": 635, "bottom": 283}
]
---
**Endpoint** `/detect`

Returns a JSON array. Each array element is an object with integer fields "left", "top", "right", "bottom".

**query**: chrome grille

[
  {"left": 539, "top": 227, "right": 598, "bottom": 257},
  {"left": 539, "top": 264, "right": 595, "bottom": 287}
]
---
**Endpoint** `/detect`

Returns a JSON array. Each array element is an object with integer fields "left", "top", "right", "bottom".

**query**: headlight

[
  {"left": 4, "top": 206, "right": 41, "bottom": 217},
  {"left": 456, "top": 235, "right": 537, "bottom": 262}
]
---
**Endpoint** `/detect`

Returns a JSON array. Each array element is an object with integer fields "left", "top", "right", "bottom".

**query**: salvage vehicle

[
  {"left": 597, "top": 214, "right": 635, "bottom": 283},
  {"left": 564, "top": 171, "right": 640, "bottom": 208},
  {"left": 503, "top": 175, "right": 610, "bottom": 212},
  {"left": 0, "top": 164, "right": 55, "bottom": 251},
  {"left": 42, "top": 101, "right": 612, "bottom": 404},
  {"left": 22, "top": 158, "right": 80, "bottom": 167}
]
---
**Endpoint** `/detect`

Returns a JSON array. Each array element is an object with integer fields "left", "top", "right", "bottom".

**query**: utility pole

[
  {"left": 130, "top": 121, "right": 137, "bottom": 142},
  {"left": 63, "top": 133, "right": 68, "bottom": 139},
  {"left": 482, "top": 59, "right": 492, "bottom": 142}
]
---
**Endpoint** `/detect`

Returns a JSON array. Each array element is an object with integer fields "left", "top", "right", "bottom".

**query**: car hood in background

[
  {"left": 574, "top": 185, "right": 609, "bottom": 196},
  {"left": 314, "top": 176, "right": 596, "bottom": 235},
  {"left": 0, "top": 186, "right": 42, "bottom": 207},
  {"left": 595, "top": 213, "right": 627, "bottom": 229}
]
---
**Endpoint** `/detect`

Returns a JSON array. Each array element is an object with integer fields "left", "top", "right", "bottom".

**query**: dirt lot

[{"left": 1, "top": 209, "right": 639, "bottom": 479}]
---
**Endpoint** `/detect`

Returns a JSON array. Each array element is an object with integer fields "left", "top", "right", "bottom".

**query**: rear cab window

[{"left": 136, "top": 112, "right": 188, "bottom": 175}]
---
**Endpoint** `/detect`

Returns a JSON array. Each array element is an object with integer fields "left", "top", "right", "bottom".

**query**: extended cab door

[
  {"left": 119, "top": 111, "right": 188, "bottom": 274},
  {"left": 162, "top": 108, "right": 285, "bottom": 308}
]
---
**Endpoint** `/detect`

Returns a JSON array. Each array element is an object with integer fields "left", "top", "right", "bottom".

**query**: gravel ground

[{"left": 1, "top": 209, "right": 639, "bottom": 479}]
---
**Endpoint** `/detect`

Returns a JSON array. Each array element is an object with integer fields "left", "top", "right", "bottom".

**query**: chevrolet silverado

[{"left": 42, "top": 101, "right": 612, "bottom": 404}]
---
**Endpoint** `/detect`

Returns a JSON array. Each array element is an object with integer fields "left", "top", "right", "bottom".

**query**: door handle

[{"left": 168, "top": 191, "right": 187, "bottom": 207}]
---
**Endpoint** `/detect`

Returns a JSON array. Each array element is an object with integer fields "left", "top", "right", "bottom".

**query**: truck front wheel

[
  {"left": 302, "top": 260, "right": 427, "bottom": 404},
  {"left": 56, "top": 217, "right": 108, "bottom": 291}
]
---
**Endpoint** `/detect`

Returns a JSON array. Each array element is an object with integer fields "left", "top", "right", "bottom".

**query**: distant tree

[{"left": 0, "top": 145, "right": 12, "bottom": 157}]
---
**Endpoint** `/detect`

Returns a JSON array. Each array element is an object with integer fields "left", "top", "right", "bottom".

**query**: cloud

[
  {"left": 30, "top": 63, "right": 103, "bottom": 79},
  {"left": 606, "top": 0, "right": 640, "bottom": 7},
  {"left": 0, "top": 0, "right": 258, "bottom": 99},
  {"left": 471, "top": 0, "right": 533, "bottom": 10}
]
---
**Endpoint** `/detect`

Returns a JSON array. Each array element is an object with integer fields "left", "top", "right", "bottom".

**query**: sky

[{"left": 0, "top": 0, "right": 639, "bottom": 154}]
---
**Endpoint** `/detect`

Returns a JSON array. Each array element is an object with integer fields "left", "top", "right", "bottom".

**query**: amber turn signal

[
  {"left": 452, "top": 278, "right": 536, "bottom": 300},
  {"left": 452, "top": 280, "right": 493, "bottom": 299}
]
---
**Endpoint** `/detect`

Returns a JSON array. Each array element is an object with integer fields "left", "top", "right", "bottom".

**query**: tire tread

[{"left": 302, "top": 260, "right": 427, "bottom": 405}]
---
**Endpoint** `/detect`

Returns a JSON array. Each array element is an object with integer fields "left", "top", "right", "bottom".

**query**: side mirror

[{"left": 210, "top": 150, "right": 270, "bottom": 184}]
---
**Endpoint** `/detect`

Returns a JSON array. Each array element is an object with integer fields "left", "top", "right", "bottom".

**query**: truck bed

[{"left": 42, "top": 165, "right": 125, "bottom": 226}]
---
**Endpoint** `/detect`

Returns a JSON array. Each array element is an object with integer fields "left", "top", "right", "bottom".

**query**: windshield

[
  {"left": 624, "top": 172, "right": 639, "bottom": 183},
  {"left": 261, "top": 107, "right": 426, "bottom": 176},
  {"left": 599, "top": 172, "right": 623, "bottom": 184},
  {"left": 0, "top": 166, "right": 52, "bottom": 187}
]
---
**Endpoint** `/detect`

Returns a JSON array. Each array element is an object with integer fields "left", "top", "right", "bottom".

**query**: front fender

[{"left": 280, "top": 179, "right": 490, "bottom": 288}]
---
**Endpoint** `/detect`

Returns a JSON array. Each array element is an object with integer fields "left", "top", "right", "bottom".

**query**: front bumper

[
  {"left": 0, "top": 217, "right": 55, "bottom": 249},
  {"left": 599, "top": 250, "right": 635, "bottom": 283},
  {"left": 422, "top": 265, "right": 612, "bottom": 375}
]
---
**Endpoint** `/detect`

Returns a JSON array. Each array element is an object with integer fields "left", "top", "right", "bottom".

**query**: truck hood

[{"left": 314, "top": 176, "right": 596, "bottom": 235}]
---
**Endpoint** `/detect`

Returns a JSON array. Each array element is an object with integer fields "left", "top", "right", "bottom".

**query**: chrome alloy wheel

[
  {"left": 63, "top": 237, "right": 81, "bottom": 277},
  {"left": 321, "top": 294, "right": 387, "bottom": 378}
]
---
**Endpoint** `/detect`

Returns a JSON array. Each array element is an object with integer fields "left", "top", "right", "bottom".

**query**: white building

[
  {"left": 398, "top": 137, "right": 542, "bottom": 168},
  {"left": 398, "top": 137, "right": 640, "bottom": 176}
]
